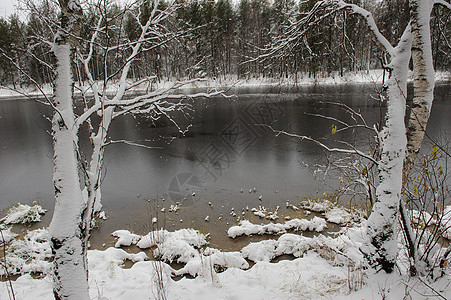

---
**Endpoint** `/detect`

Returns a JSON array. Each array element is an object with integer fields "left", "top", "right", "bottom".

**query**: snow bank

[
  {"left": 227, "top": 217, "right": 327, "bottom": 238},
  {"left": 0, "top": 250, "right": 352, "bottom": 300},
  {"left": 1, "top": 203, "right": 46, "bottom": 224},
  {"left": 87, "top": 248, "right": 173, "bottom": 300},
  {"left": 242, "top": 234, "right": 320, "bottom": 262},
  {"left": 3, "top": 70, "right": 448, "bottom": 102},
  {"left": 88, "top": 247, "right": 148, "bottom": 272},
  {"left": 1, "top": 221, "right": 450, "bottom": 300},
  {"left": 138, "top": 228, "right": 206, "bottom": 247},
  {"left": 406, "top": 206, "right": 451, "bottom": 240},
  {"left": 4, "top": 253, "right": 450, "bottom": 300},
  {"left": 284, "top": 217, "right": 328, "bottom": 232},
  {"left": 241, "top": 230, "right": 365, "bottom": 265},
  {"left": 110, "top": 228, "right": 249, "bottom": 277}
]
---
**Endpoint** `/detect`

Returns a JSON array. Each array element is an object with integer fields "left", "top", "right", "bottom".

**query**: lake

[{"left": 0, "top": 83, "right": 449, "bottom": 250}]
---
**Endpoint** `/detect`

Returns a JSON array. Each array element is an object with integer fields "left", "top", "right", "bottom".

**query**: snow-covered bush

[
  {"left": 1, "top": 203, "right": 46, "bottom": 225},
  {"left": 1, "top": 228, "right": 52, "bottom": 276},
  {"left": 402, "top": 143, "right": 451, "bottom": 275},
  {"left": 0, "top": 226, "right": 17, "bottom": 245}
]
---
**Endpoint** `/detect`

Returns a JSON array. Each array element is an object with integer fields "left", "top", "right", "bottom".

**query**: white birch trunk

[
  {"left": 49, "top": 0, "right": 90, "bottom": 298},
  {"left": 49, "top": 44, "right": 90, "bottom": 300},
  {"left": 366, "top": 28, "right": 412, "bottom": 273},
  {"left": 403, "top": 0, "right": 435, "bottom": 184},
  {"left": 399, "top": 0, "right": 450, "bottom": 276}
]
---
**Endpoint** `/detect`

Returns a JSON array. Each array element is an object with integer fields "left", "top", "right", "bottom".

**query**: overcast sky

[{"left": 1, "top": 0, "right": 18, "bottom": 18}]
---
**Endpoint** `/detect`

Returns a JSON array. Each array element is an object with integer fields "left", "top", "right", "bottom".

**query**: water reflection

[{"left": 0, "top": 83, "right": 449, "bottom": 248}]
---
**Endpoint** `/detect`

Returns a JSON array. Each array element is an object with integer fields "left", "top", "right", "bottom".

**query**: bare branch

[
  {"left": 264, "top": 125, "right": 379, "bottom": 164},
  {"left": 104, "top": 139, "right": 162, "bottom": 149}
]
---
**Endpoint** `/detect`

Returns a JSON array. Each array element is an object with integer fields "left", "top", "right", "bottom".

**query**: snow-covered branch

[
  {"left": 305, "top": 100, "right": 379, "bottom": 135},
  {"left": 331, "top": 0, "right": 394, "bottom": 56},
  {"left": 434, "top": 0, "right": 451, "bottom": 10},
  {"left": 74, "top": 84, "right": 223, "bottom": 128},
  {"left": 252, "top": 0, "right": 395, "bottom": 65},
  {"left": 104, "top": 139, "right": 163, "bottom": 149}
]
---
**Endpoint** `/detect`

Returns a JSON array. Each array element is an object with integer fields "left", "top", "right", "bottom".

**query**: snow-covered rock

[
  {"left": 284, "top": 216, "right": 328, "bottom": 232},
  {"left": 111, "top": 230, "right": 141, "bottom": 247},
  {"left": 137, "top": 228, "right": 208, "bottom": 265},
  {"left": 242, "top": 239, "right": 278, "bottom": 262},
  {"left": 137, "top": 228, "right": 207, "bottom": 249}
]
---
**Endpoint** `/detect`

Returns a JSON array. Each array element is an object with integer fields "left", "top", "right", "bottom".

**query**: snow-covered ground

[
  {"left": 0, "top": 202, "right": 450, "bottom": 299},
  {"left": 1, "top": 69, "right": 449, "bottom": 100}
]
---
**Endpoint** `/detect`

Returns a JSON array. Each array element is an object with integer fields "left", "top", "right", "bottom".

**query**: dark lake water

[{"left": 0, "top": 83, "right": 449, "bottom": 249}]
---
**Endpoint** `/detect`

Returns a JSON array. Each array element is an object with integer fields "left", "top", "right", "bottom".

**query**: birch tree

[
  {"left": 260, "top": 0, "right": 450, "bottom": 273},
  {"left": 7, "top": 0, "right": 222, "bottom": 298},
  {"left": 400, "top": 0, "right": 450, "bottom": 276}
]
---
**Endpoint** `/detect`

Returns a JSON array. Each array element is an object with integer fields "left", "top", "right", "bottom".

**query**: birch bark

[{"left": 403, "top": 0, "right": 436, "bottom": 185}]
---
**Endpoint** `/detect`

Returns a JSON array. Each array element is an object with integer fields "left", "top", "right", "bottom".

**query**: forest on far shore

[{"left": 0, "top": 0, "right": 449, "bottom": 87}]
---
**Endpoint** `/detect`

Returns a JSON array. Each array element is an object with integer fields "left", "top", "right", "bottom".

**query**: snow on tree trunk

[
  {"left": 366, "top": 27, "right": 412, "bottom": 273},
  {"left": 403, "top": 0, "right": 435, "bottom": 185},
  {"left": 50, "top": 44, "right": 90, "bottom": 300},
  {"left": 82, "top": 107, "right": 114, "bottom": 238},
  {"left": 49, "top": 0, "right": 90, "bottom": 299}
]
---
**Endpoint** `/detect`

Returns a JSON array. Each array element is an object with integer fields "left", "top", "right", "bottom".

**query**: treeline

[{"left": 0, "top": 0, "right": 449, "bottom": 87}]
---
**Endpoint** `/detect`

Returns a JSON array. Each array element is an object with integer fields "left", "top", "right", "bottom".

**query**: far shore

[{"left": 1, "top": 69, "right": 449, "bottom": 101}]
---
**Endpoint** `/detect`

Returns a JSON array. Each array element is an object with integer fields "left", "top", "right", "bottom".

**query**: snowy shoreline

[
  {"left": 1, "top": 201, "right": 450, "bottom": 299},
  {"left": 1, "top": 69, "right": 449, "bottom": 101}
]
